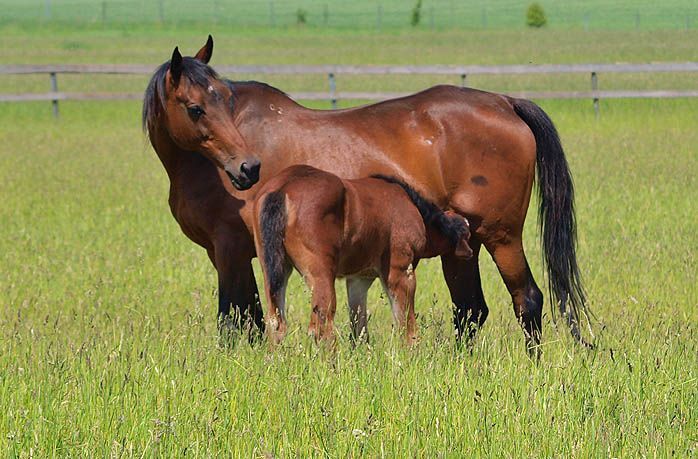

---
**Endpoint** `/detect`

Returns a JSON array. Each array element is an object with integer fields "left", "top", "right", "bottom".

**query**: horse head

[{"left": 143, "top": 35, "right": 260, "bottom": 190}]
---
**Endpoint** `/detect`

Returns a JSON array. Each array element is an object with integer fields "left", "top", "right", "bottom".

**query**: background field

[
  {"left": 2, "top": 0, "right": 698, "bottom": 30},
  {"left": 1, "top": 17, "right": 697, "bottom": 458}
]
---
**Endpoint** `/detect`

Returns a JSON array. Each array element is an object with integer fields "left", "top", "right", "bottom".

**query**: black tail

[
  {"left": 511, "top": 98, "right": 594, "bottom": 347},
  {"left": 371, "top": 175, "right": 469, "bottom": 248},
  {"left": 259, "top": 191, "right": 288, "bottom": 300}
]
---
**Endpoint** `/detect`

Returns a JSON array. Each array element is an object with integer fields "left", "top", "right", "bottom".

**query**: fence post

[
  {"left": 376, "top": 4, "right": 382, "bottom": 30},
  {"left": 50, "top": 72, "right": 59, "bottom": 118},
  {"left": 158, "top": 0, "right": 164, "bottom": 23},
  {"left": 328, "top": 72, "right": 337, "bottom": 109},
  {"left": 269, "top": 1, "right": 275, "bottom": 27},
  {"left": 460, "top": 74, "right": 467, "bottom": 87},
  {"left": 323, "top": 4, "right": 328, "bottom": 26},
  {"left": 429, "top": 6, "right": 435, "bottom": 30},
  {"left": 481, "top": 8, "right": 487, "bottom": 28},
  {"left": 102, "top": 2, "right": 107, "bottom": 24},
  {"left": 45, "top": 0, "right": 52, "bottom": 20},
  {"left": 591, "top": 71, "right": 599, "bottom": 118}
]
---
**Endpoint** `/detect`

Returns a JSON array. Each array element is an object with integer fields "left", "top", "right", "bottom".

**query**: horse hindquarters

[{"left": 254, "top": 174, "right": 345, "bottom": 345}]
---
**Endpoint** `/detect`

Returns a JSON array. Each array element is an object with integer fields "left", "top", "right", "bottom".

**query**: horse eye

[
  {"left": 229, "top": 96, "right": 235, "bottom": 112},
  {"left": 187, "top": 105, "right": 205, "bottom": 121}
]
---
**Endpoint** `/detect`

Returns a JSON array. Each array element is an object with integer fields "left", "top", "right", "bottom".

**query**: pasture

[
  {"left": 1, "top": 23, "right": 697, "bottom": 456},
  {"left": 3, "top": 0, "right": 698, "bottom": 30}
]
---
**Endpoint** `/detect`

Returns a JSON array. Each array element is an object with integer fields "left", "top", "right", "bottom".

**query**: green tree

[
  {"left": 296, "top": 8, "right": 307, "bottom": 25},
  {"left": 411, "top": 0, "right": 422, "bottom": 27},
  {"left": 526, "top": 3, "right": 547, "bottom": 28}
]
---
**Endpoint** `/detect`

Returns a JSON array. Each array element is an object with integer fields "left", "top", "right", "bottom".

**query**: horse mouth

[{"left": 226, "top": 170, "right": 253, "bottom": 191}]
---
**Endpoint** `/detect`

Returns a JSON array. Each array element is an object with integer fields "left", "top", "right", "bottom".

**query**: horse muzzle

[{"left": 225, "top": 159, "right": 261, "bottom": 190}]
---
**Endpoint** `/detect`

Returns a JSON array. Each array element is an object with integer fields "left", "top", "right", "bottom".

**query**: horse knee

[
  {"left": 515, "top": 284, "right": 543, "bottom": 348},
  {"left": 517, "top": 284, "right": 543, "bottom": 322}
]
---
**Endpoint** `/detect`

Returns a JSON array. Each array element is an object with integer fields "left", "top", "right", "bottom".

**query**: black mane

[
  {"left": 142, "top": 57, "right": 219, "bottom": 134},
  {"left": 371, "top": 175, "right": 469, "bottom": 248}
]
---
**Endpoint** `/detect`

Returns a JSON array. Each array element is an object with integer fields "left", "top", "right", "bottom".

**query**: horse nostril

[{"left": 240, "top": 159, "right": 261, "bottom": 183}]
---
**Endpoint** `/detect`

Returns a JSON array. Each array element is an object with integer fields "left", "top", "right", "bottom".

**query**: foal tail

[
  {"left": 510, "top": 98, "right": 594, "bottom": 347},
  {"left": 259, "top": 191, "right": 288, "bottom": 300},
  {"left": 371, "top": 175, "right": 470, "bottom": 249}
]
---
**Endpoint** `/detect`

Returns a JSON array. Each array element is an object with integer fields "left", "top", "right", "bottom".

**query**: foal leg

[
  {"left": 305, "top": 269, "right": 338, "bottom": 344},
  {"left": 262, "top": 263, "right": 293, "bottom": 345},
  {"left": 441, "top": 240, "right": 489, "bottom": 343},
  {"left": 381, "top": 266, "right": 418, "bottom": 346},
  {"left": 346, "top": 277, "right": 374, "bottom": 343},
  {"left": 486, "top": 238, "right": 544, "bottom": 356}
]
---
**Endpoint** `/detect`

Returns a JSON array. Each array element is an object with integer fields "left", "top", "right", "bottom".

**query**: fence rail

[{"left": 2, "top": 62, "right": 697, "bottom": 117}]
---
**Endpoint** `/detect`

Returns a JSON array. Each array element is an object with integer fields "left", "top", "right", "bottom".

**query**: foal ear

[
  {"left": 169, "top": 46, "right": 183, "bottom": 86},
  {"left": 454, "top": 237, "right": 474, "bottom": 260},
  {"left": 194, "top": 35, "right": 214, "bottom": 64}
]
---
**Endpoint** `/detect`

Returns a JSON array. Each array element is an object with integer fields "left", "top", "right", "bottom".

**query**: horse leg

[
  {"left": 211, "top": 244, "right": 265, "bottom": 345},
  {"left": 381, "top": 266, "right": 418, "bottom": 346},
  {"left": 346, "top": 277, "right": 374, "bottom": 344},
  {"left": 261, "top": 262, "right": 293, "bottom": 345},
  {"left": 441, "top": 241, "right": 489, "bottom": 342},
  {"left": 305, "top": 269, "right": 338, "bottom": 344},
  {"left": 486, "top": 238, "right": 544, "bottom": 356}
]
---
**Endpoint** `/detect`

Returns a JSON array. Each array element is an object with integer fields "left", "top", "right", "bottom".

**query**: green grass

[
  {"left": 2, "top": 0, "right": 698, "bottom": 30},
  {"left": 0, "top": 25, "right": 697, "bottom": 456}
]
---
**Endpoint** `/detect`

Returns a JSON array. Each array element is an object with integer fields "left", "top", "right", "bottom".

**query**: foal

[{"left": 252, "top": 165, "right": 473, "bottom": 345}]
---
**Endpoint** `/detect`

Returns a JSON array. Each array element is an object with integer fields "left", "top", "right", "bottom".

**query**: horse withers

[{"left": 251, "top": 165, "right": 473, "bottom": 345}]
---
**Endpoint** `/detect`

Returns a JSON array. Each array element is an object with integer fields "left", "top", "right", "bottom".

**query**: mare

[
  {"left": 142, "top": 36, "right": 592, "bottom": 351},
  {"left": 252, "top": 165, "right": 473, "bottom": 345}
]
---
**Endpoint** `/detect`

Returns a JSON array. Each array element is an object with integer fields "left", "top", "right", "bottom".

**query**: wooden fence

[{"left": 1, "top": 62, "right": 697, "bottom": 117}]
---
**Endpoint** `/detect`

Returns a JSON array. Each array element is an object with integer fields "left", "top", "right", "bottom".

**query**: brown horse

[
  {"left": 143, "top": 36, "right": 592, "bottom": 351},
  {"left": 252, "top": 165, "right": 473, "bottom": 345}
]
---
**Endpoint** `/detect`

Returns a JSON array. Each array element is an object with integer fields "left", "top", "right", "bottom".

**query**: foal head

[
  {"left": 443, "top": 210, "right": 473, "bottom": 259},
  {"left": 143, "top": 36, "right": 261, "bottom": 190}
]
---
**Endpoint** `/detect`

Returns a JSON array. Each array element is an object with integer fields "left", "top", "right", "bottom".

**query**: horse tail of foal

[
  {"left": 510, "top": 97, "right": 594, "bottom": 348},
  {"left": 371, "top": 175, "right": 470, "bottom": 248},
  {"left": 259, "top": 191, "right": 288, "bottom": 299}
]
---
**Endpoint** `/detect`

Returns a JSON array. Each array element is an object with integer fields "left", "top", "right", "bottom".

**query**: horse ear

[
  {"left": 170, "top": 46, "right": 183, "bottom": 86},
  {"left": 194, "top": 35, "right": 214, "bottom": 64}
]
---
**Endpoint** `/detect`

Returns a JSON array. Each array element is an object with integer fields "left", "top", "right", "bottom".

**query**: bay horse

[
  {"left": 252, "top": 165, "right": 474, "bottom": 345},
  {"left": 142, "top": 36, "right": 592, "bottom": 351}
]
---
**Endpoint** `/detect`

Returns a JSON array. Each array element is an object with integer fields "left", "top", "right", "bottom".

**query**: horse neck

[{"left": 149, "top": 125, "right": 204, "bottom": 184}]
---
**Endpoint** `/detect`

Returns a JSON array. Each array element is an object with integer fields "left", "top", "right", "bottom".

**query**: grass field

[
  {"left": 2, "top": 0, "right": 698, "bottom": 30},
  {"left": 1, "top": 24, "right": 697, "bottom": 456}
]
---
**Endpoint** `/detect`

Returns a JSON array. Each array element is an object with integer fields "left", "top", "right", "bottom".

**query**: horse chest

[{"left": 168, "top": 192, "right": 214, "bottom": 250}]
